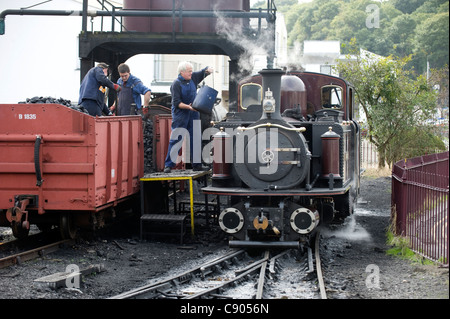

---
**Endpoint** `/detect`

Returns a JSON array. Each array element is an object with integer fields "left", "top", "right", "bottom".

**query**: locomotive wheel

[
  {"left": 335, "top": 192, "right": 354, "bottom": 220},
  {"left": 11, "top": 221, "right": 30, "bottom": 239},
  {"left": 60, "top": 213, "right": 77, "bottom": 239}
]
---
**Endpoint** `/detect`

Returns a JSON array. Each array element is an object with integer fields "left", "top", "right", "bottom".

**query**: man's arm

[
  {"left": 95, "top": 67, "right": 120, "bottom": 92},
  {"left": 143, "top": 91, "right": 151, "bottom": 107},
  {"left": 192, "top": 66, "right": 213, "bottom": 86}
]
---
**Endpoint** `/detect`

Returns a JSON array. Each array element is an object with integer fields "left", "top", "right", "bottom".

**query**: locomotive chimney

[{"left": 259, "top": 68, "right": 284, "bottom": 121}]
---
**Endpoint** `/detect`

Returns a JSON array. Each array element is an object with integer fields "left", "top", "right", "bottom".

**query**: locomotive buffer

[{"left": 139, "top": 169, "right": 211, "bottom": 243}]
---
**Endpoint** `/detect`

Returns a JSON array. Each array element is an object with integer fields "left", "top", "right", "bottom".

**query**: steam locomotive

[{"left": 203, "top": 68, "right": 361, "bottom": 248}]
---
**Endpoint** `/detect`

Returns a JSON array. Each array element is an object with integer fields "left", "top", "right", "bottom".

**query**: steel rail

[
  {"left": 186, "top": 249, "right": 291, "bottom": 299},
  {"left": 315, "top": 232, "right": 327, "bottom": 299},
  {"left": 255, "top": 250, "right": 291, "bottom": 299},
  {"left": 111, "top": 248, "right": 300, "bottom": 300},
  {"left": 184, "top": 251, "right": 271, "bottom": 299},
  {"left": 256, "top": 250, "right": 270, "bottom": 299},
  {"left": 110, "top": 249, "right": 246, "bottom": 299},
  {"left": 0, "top": 239, "right": 73, "bottom": 269}
]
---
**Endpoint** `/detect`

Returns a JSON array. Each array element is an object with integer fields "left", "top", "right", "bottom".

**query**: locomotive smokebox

[{"left": 259, "top": 69, "right": 284, "bottom": 121}]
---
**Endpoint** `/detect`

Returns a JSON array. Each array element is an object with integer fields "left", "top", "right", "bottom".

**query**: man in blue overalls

[
  {"left": 78, "top": 62, "right": 121, "bottom": 116},
  {"left": 111, "top": 63, "right": 152, "bottom": 116},
  {"left": 164, "top": 61, "right": 213, "bottom": 173}
]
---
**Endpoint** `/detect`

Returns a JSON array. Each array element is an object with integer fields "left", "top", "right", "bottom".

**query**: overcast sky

[
  {"left": 0, "top": 0, "right": 85, "bottom": 103},
  {"left": 0, "top": 0, "right": 284, "bottom": 104}
]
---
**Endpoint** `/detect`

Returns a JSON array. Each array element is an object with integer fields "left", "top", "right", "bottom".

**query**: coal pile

[
  {"left": 19, "top": 96, "right": 89, "bottom": 114},
  {"left": 142, "top": 116, "right": 155, "bottom": 174}
]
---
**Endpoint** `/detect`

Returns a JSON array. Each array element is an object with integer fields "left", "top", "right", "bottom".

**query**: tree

[
  {"left": 414, "top": 12, "right": 449, "bottom": 70},
  {"left": 429, "top": 65, "right": 449, "bottom": 116},
  {"left": 335, "top": 39, "right": 444, "bottom": 167},
  {"left": 279, "top": 0, "right": 449, "bottom": 72},
  {"left": 390, "top": 0, "right": 427, "bottom": 14},
  {"left": 287, "top": 1, "right": 318, "bottom": 46},
  {"left": 387, "top": 14, "right": 416, "bottom": 57}
]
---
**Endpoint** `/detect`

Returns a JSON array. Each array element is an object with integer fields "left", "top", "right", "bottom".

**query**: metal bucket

[{"left": 192, "top": 85, "right": 218, "bottom": 114}]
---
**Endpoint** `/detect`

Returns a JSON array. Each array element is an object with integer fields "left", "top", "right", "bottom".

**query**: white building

[{"left": 301, "top": 40, "right": 341, "bottom": 75}]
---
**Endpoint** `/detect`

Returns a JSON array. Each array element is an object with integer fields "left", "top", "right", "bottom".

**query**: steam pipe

[
  {"left": 0, "top": 9, "right": 271, "bottom": 19},
  {"left": 82, "top": 0, "right": 88, "bottom": 33},
  {"left": 0, "top": 9, "right": 272, "bottom": 35}
]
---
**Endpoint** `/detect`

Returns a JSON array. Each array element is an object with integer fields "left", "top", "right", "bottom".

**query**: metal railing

[
  {"left": 392, "top": 151, "right": 449, "bottom": 266},
  {"left": 361, "top": 138, "right": 379, "bottom": 169},
  {"left": 91, "top": 0, "right": 276, "bottom": 35},
  {"left": 95, "top": 0, "right": 123, "bottom": 32},
  {"left": 1, "top": 0, "right": 276, "bottom": 36}
]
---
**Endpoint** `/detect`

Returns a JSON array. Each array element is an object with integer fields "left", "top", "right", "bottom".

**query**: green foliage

[
  {"left": 278, "top": 0, "right": 449, "bottom": 73},
  {"left": 386, "top": 232, "right": 416, "bottom": 260},
  {"left": 334, "top": 40, "right": 442, "bottom": 167},
  {"left": 386, "top": 229, "right": 435, "bottom": 265},
  {"left": 414, "top": 12, "right": 449, "bottom": 71},
  {"left": 390, "top": 0, "right": 427, "bottom": 14},
  {"left": 386, "top": 127, "right": 446, "bottom": 164},
  {"left": 276, "top": 0, "right": 448, "bottom": 165}
]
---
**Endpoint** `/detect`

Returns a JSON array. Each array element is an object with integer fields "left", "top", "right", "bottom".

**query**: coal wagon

[{"left": 0, "top": 103, "right": 144, "bottom": 238}]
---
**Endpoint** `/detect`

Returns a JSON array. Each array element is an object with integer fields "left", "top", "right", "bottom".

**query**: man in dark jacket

[
  {"left": 78, "top": 62, "right": 121, "bottom": 116},
  {"left": 164, "top": 61, "right": 213, "bottom": 173},
  {"left": 110, "top": 63, "right": 151, "bottom": 116}
]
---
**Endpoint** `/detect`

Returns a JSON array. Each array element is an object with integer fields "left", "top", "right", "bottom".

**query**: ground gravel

[
  {"left": 322, "top": 173, "right": 449, "bottom": 299},
  {"left": 0, "top": 174, "right": 448, "bottom": 300}
]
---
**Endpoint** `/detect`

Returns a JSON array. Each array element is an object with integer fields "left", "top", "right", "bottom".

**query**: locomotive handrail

[
  {"left": 237, "top": 123, "right": 306, "bottom": 133},
  {"left": 34, "top": 135, "right": 43, "bottom": 187}
]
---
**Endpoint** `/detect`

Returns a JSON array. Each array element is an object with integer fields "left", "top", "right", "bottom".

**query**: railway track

[
  {"left": 110, "top": 249, "right": 247, "bottom": 299},
  {"left": 0, "top": 232, "right": 74, "bottom": 269},
  {"left": 111, "top": 233, "right": 327, "bottom": 299}
]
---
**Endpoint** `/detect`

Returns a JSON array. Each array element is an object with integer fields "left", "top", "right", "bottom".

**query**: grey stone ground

[{"left": 0, "top": 174, "right": 448, "bottom": 300}]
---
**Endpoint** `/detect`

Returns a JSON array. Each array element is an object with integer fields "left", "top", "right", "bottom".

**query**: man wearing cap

[{"left": 78, "top": 62, "right": 121, "bottom": 116}]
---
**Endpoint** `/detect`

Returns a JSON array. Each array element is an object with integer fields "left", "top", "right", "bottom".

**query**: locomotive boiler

[{"left": 203, "top": 68, "right": 361, "bottom": 248}]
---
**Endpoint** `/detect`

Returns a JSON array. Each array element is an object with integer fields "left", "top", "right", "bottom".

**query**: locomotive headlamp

[
  {"left": 219, "top": 208, "right": 244, "bottom": 234},
  {"left": 290, "top": 208, "right": 319, "bottom": 234},
  {"left": 262, "top": 88, "right": 276, "bottom": 113}
]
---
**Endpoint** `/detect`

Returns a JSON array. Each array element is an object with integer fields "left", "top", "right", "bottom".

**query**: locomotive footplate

[
  {"left": 229, "top": 240, "right": 301, "bottom": 249},
  {"left": 140, "top": 169, "right": 211, "bottom": 236},
  {"left": 202, "top": 185, "right": 351, "bottom": 197}
]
